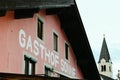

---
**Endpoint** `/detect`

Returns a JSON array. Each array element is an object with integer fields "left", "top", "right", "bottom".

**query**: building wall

[
  {"left": 98, "top": 59, "right": 113, "bottom": 78},
  {"left": 0, "top": 10, "right": 83, "bottom": 79}
]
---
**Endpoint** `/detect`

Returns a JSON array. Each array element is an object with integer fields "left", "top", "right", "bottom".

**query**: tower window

[
  {"left": 101, "top": 65, "right": 104, "bottom": 72},
  {"left": 101, "top": 65, "right": 106, "bottom": 72},
  {"left": 109, "top": 66, "right": 111, "bottom": 72},
  {"left": 104, "top": 65, "right": 106, "bottom": 71}
]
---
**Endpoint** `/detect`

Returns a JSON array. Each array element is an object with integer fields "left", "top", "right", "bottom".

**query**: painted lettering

[
  {"left": 54, "top": 54, "right": 59, "bottom": 67},
  {"left": 61, "top": 59, "right": 64, "bottom": 71},
  {"left": 60, "top": 59, "right": 76, "bottom": 76},
  {"left": 40, "top": 44, "right": 45, "bottom": 59},
  {"left": 50, "top": 51, "right": 55, "bottom": 66},
  {"left": 19, "top": 29, "right": 76, "bottom": 77},
  {"left": 26, "top": 36, "right": 32, "bottom": 52},
  {"left": 19, "top": 29, "right": 26, "bottom": 48},
  {"left": 45, "top": 49, "right": 50, "bottom": 63},
  {"left": 33, "top": 40, "right": 39, "bottom": 56}
]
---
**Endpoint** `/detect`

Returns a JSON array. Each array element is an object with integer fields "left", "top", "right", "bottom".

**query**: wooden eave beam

[
  {"left": 0, "top": 10, "right": 6, "bottom": 17},
  {"left": 14, "top": 8, "right": 39, "bottom": 19}
]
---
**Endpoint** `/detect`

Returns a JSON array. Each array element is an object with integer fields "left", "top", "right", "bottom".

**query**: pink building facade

[
  {"left": 0, "top": 0, "right": 101, "bottom": 80},
  {"left": 0, "top": 10, "right": 83, "bottom": 79}
]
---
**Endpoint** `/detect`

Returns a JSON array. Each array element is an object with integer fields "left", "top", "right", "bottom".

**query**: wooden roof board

[{"left": 0, "top": 0, "right": 74, "bottom": 10}]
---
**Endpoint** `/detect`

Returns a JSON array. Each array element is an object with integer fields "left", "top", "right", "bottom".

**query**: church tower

[{"left": 98, "top": 36, "right": 113, "bottom": 78}]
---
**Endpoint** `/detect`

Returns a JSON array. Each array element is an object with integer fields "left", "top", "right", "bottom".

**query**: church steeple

[
  {"left": 98, "top": 36, "right": 113, "bottom": 78},
  {"left": 98, "top": 36, "right": 111, "bottom": 63}
]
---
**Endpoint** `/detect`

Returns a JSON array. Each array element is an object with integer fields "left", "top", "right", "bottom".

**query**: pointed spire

[
  {"left": 103, "top": 34, "right": 105, "bottom": 38},
  {"left": 98, "top": 36, "right": 111, "bottom": 63}
]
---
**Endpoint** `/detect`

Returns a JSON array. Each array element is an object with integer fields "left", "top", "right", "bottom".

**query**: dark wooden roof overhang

[
  {"left": 56, "top": 4, "right": 101, "bottom": 80},
  {"left": 0, "top": 0, "right": 74, "bottom": 10},
  {"left": 0, "top": 0, "right": 74, "bottom": 19},
  {"left": 0, "top": 0, "right": 101, "bottom": 80}
]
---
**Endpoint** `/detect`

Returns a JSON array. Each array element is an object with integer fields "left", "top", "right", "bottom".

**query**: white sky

[{"left": 76, "top": 0, "right": 120, "bottom": 79}]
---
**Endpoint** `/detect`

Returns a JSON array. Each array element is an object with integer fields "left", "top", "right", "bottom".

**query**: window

[
  {"left": 45, "top": 66, "right": 52, "bottom": 77},
  {"left": 109, "top": 66, "right": 111, "bottom": 72},
  {"left": 53, "top": 33, "right": 58, "bottom": 52},
  {"left": 101, "top": 65, "right": 106, "bottom": 72},
  {"left": 104, "top": 65, "right": 106, "bottom": 71},
  {"left": 65, "top": 43, "right": 69, "bottom": 60},
  {"left": 37, "top": 18, "right": 43, "bottom": 40},
  {"left": 24, "top": 55, "right": 36, "bottom": 75},
  {"left": 101, "top": 65, "right": 104, "bottom": 71}
]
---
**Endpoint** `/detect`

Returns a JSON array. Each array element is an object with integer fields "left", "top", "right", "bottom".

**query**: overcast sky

[{"left": 76, "top": 0, "right": 120, "bottom": 79}]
